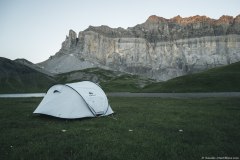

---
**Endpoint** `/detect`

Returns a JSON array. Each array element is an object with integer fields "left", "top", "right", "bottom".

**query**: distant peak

[
  {"left": 68, "top": 29, "right": 77, "bottom": 39},
  {"left": 148, "top": 15, "right": 158, "bottom": 20},
  {"left": 86, "top": 25, "right": 113, "bottom": 31},
  {"left": 145, "top": 14, "right": 216, "bottom": 25},
  {"left": 234, "top": 14, "right": 240, "bottom": 23},
  {"left": 171, "top": 15, "right": 182, "bottom": 23},
  {"left": 69, "top": 29, "right": 76, "bottom": 35},
  {"left": 146, "top": 15, "right": 167, "bottom": 23},
  {"left": 14, "top": 58, "right": 34, "bottom": 65},
  {"left": 169, "top": 15, "right": 213, "bottom": 24},
  {"left": 216, "top": 15, "right": 234, "bottom": 24},
  {"left": 219, "top": 15, "right": 234, "bottom": 19},
  {"left": 172, "top": 15, "right": 182, "bottom": 19}
]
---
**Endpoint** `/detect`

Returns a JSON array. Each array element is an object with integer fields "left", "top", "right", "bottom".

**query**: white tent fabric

[{"left": 33, "top": 81, "right": 113, "bottom": 119}]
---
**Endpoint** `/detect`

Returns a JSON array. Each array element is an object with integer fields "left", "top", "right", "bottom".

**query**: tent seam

[{"left": 64, "top": 84, "right": 97, "bottom": 117}]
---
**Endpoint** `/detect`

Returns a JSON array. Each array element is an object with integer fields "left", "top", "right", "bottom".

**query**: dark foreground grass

[{"left": 0, "top": 97, "right": 240, "bottom": 160}]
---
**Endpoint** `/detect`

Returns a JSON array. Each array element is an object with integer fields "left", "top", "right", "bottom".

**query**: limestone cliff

[{"left": 39, "top": 14, "right": 240, "bottom": 81}]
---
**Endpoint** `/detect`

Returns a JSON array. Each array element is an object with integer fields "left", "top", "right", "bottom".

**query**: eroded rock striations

[{"left": 39, "top": 15, "right": 240, "bottom": 81}]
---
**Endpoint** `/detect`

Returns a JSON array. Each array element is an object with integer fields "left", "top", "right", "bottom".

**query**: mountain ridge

[
  {"left": 83, "top": 14, "right": 240, "bottom": 41},
  {"left": 0, "top": 57, "right": 56, "bottom": 93},
  {"left": 39, "top": 14, "right": 240, "bottom": 81}
]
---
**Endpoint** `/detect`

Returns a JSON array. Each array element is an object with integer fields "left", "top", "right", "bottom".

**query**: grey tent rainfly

[{"left": 33, "top": 81, "right": 114, "bottom": 119}]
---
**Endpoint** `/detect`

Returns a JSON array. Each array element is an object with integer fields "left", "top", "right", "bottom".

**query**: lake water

[{"left": 0, "top": 93, "right": 46, "bottom": 98}]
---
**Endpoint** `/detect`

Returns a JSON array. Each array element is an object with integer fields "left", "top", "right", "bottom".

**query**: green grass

[
  {"left": 0, "top": 57, "right": 56, "bottom": 93},
  {"left": 2, "top": 58, "right": 240, "bottom": 93},
  {"left": 56, "top": 68, "right": 154, "bottom": 92},
  {"left": 57, "top": 62, "right": 240, "bottom": 92},
  {"left": 0, "top": 74, "right": 56, "bottom": 94},
  {"left": 0, "top": 97, "right": 240, "bottom": 160},
  {"left": 56, "top": 67, "right": 119, "bottom": 83},
  {"left": 101, "top": 74, "right": 152, "bottom": 92},
  {"left": 142, "top": 61, "right": 240, "bottom": 92}
]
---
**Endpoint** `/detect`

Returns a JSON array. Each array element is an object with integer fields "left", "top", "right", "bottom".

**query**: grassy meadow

[{"left": 0, "top": 97, "right": 240, "bottom": 160}]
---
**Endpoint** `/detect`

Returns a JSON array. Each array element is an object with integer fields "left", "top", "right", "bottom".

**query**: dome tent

[{"left": 33, "top": 81, "right": 113, "bottom": 119}]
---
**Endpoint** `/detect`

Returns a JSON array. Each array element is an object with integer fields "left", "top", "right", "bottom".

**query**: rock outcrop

[{"left": 39, "top": 14, "right": 240, "bottom": 81}]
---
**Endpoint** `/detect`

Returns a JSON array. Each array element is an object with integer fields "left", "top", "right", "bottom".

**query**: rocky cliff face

[{"left": 39, "top": 14, "right": 240, "bottom": 81}]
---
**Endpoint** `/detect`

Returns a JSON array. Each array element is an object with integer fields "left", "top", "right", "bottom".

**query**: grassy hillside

[
  {"left": 58, "top": 62, "right": 240, "bottom": 93},
  {"left": 0, "top": 97, "right": 239, "bottom": 159},
  {"left": 56, "top": 68, "right": 154, "bottom": 92},
  {"left": 1, "top": 56, "right": 240, "bottom": 93},
  {"left": 100, "top": 74, "right": 154, "bottom": 92},
  {"left": 56, "top": 67, "right": 120, "bottom": 83},
  {"left": 142, "top": 61, "right": 240, "bottom": 92},
  {"left": 0, "top": 57, "right": 56, "bottom": 93}
]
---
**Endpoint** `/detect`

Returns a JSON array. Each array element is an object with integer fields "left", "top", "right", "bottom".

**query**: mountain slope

[
  {"left": 1, "top": 56, "right": 240, "bottom": 93},
  {"left": 0, "top": 57, "right": 56, "bottom": 93},
  {"left": 142, "top": 61, "right": 240, "bottom": 92},
  {"left": 14, "top": 58, "right": 53, "bottom": 76},
  {"left": 39, "top": 14, "right": 240, "bottom": 81},
  {"left": 56, "top": 67, "right": 154, "bottom": 92}
]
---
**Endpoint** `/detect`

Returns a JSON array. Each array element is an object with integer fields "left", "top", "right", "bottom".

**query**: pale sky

[{"left": 0, "top": 0, "right": 239, "bottom": 63}]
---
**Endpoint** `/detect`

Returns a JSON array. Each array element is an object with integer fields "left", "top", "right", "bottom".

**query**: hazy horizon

[{"left": 0, "top": 0, "right": 239, "bottom": 63}]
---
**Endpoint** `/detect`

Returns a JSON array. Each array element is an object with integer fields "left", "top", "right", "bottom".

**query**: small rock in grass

[
  {"left": 61, "top": 129, "right": 67, "bottom": 132},
  {"left": 129, "top": 129, "right": 133, "bottom": 132}
]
